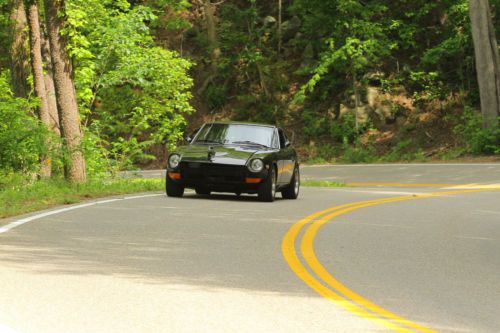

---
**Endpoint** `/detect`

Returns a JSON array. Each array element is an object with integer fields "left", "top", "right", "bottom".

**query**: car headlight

[
  {"left": 168, "top": 154, "right": 181, "bottom": 169},
  {"left": 248, "top": 158, "right": 264, "bottom": 173}
]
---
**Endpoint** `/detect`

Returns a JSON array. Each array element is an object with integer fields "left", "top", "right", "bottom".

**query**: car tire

[
  {"left": 195, "top": 188, "right": 211, "bottom": 196},
  {"left": 258, "top": 166, "right": 276, "bottom": 202},
  {"left": 166, "top": 177, "right": 184, "bottom": 197},
  {"left": 282, "top": 165, "right": 300, "bottom": 200}
]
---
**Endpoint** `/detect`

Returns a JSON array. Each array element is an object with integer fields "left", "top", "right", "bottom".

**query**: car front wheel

[
  {"left": 258, "top": 167, "right": 276, "bottom": 202},
  {"left": 166, "top": 177, "right": 184, "bottom": 197},
  {"left": 282, "top": 165, "right": 300, "bottom": 199}
]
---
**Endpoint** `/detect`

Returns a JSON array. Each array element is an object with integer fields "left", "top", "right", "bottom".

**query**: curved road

[{"left": 1, "top": 164, "right": 499, "bottom": 332}]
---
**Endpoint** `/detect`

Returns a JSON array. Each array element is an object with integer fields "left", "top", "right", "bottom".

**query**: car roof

[{"left": 205, "top": 121, "right": 276, "bottom": 128}]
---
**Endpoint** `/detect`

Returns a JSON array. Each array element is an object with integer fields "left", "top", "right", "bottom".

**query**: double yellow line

[{"left": 282, "top": 189, "right": 495, "bottom": 332}]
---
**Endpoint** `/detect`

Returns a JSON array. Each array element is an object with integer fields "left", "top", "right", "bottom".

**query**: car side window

[{"left": 272, "top": 130, "right": 280, "bottom": 149}]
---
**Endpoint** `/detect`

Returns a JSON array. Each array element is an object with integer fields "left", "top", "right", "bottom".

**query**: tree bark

[
  {"left": 44, "top": 0, "right": 86, "bottom": 182},
  {"left": 204, "top": 1, "right": 221, "bottom": 69},
  {"left": 278, "top": 0, "right": 282, "bottom": 55},
  {"left": 469, "top": 0, "right": 500, "bottom": 128},
  {"left": 9, "top": 0, "right": 30, "bottom": 98},
  {"left": 26, "top": 0, "right": 52, "bottom": 178},
  {"left": 41, "top": 25, "right": 61, "bottom": 136}
]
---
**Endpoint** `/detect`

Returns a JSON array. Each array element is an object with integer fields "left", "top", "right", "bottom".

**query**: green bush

[
  {"left": 0, "top": 71, "right": 50, "bottom": 173},
  {"left": 380, "top": 139, "right": 427, "bottom": 162},
  {"left": 303, "top": 144, "right": 340, "bottom": 164},
  {"left": 81, "top": 131, "right": 116, "bottom": 178},
  {"left": 302, "top": 108, "right": 329, "bottom": 140},
  {"left": 206, "top": 84, "right": 228, "bottom": 110},
  {"left": 455, "top": 108, "right": 500, "bottom": 155},
  {"left": 330, "top": 113, "right": 361, "bottom": 144},
  {"left": 234, "top": 95, "right": 278, "bottom": 124},
  {"left": 341, "top": 139, "right": 377, "bottom": 163}
]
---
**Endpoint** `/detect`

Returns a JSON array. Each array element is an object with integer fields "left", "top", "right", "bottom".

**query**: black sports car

[{"left": 166, "top": 122, "right": 300, "bottom": 202}]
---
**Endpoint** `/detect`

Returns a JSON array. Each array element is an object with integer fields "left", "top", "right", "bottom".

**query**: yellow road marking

[
  {"left": 346, "top": 182, "right": 458, "bottom": 188},
  {"left": 282, "top": 200, "right": 416, "bottom": 333},
  {"left": 445, "top": 183, "right": 500, "bottom": 190},
  {"left": 283, "top": 189, "right": 496, "bottom": 332}
]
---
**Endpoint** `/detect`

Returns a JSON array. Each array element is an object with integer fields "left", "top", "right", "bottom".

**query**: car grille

[{"left": 180, "top": 162, "right": 246, "bottom": 183}]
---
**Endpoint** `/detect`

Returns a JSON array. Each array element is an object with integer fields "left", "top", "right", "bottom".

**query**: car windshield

[{"left": 193, "top": 124, "right": 274, "bottom": 148}]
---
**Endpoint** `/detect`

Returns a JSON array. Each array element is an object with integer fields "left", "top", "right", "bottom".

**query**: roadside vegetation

[
  {"left": 301, "top": 180, "right": 345, "bottom": 188},
  {"left": 0, "top": 0, "right": 499, "bottom": 217},
  {"left": 0, "top": 174, "right": 164, "bottom": 218}
]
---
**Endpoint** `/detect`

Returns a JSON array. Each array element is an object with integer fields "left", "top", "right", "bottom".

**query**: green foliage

[
  {"left": 379, "top": 139, "right": 427, "bottom": 162},
  {"left": 210, "top": 1, "right": 288, "bottom": 123},
  {"left": 302, "top": 109, "right": 330, "bottom": 139},
  {"left": 206, "top": 84, "right": 228, "bottom": 110},
  {"left": 146, "top": 0, "right": 192, "bottom": 30},
  {"left": 1, "top": 0, "right": 498, "bottom": 176},
  {"left": 340, "top": 139, "right": 377, "bottom": 163},
  {"left": 292, "top": 0, "right": 394, "bottom": 102},
  {"left": 330, "top": 113, "right": 362, "bottom": 144},
  {"left": 302, "top": 179, "right": 346, "bottom": 188},
  {"left": 302, "top": 110, "right": 366, "bottom": 144},
  {"left": 234, "top": 95, "right": 278, "bottom": 124},
  {"left": 0, "top": 71, "right": 50, "bottom": 173},
  {"left": 291, "top": 0, "right": 481, "bottom": 109},
  {"left": 407, "top": 71, "right": 446, "bottom": 103},
  {"left": 0, "top": 176, "right": 165, "bottom": 218},
  {"left": 0, "top": 0, "right": 11, "bottom": 68},
  {"left": 81, "top": 131, "right": 115, "bottom": 178},
  {"left": 454, "top": 108, "right": 500, "bottom": 155},
  {"left": 437, "top": 147, "right": 467, "bottom": 160},
  {"left": 64, "top": 0, "right": 194, "bottom": 166}
]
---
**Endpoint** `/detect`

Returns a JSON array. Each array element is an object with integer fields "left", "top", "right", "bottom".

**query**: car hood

[{"left": 177, "top": 144, "right": 268, "bottom": 166}]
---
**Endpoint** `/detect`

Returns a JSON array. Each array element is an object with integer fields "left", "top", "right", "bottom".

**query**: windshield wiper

[{"left": 231, "top": 141, "right": 269, "bottom": 148}]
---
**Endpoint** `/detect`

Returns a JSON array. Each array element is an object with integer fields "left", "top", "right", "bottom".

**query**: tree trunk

[
  {"left": 469, "top": 0, "right": 500, "bottom": 128},
  {"left": 353, "top": 71, "right": 360, "bottom": 132},
  {"left": 41, "top": 24, "right": 61, "bottom": 136},
  {"left": 278, "top": 0, "right": 282, "bottom": 55},
  {"left": 44, "top": 0, "right": 86, "bottom": 182},
  {"left": 9, "top": 0, "right": 30, "bottom": 98},
  {"left": 204, "top": 1, "right": 220, "bottom": 69},
  {"left": 26, "top": 0, "right": 52, "bottom": 178}
]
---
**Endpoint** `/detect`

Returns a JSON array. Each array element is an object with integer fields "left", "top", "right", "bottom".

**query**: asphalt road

[
  {"left": 135, "top": 163, "right": 500, "bottom": 185},
  {"left": 1, "top": 164, "right": 499, "bottom": 333}
]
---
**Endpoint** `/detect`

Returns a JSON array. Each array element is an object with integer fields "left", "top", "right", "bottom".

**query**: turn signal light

[
  {"left": 168, "top": 172, "right": 181, "bottom": 180},
  {"left": 245, "top": 177, "right": 262, "bottom": 184}
]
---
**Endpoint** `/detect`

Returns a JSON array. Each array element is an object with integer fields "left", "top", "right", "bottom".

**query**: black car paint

[{"left": 166, "top": 123, "right": 298, "bottom": 195}]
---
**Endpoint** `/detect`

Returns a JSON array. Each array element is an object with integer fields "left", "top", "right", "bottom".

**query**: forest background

[{"left": 0, "top": 0, "right": 499, "bottom": 192}]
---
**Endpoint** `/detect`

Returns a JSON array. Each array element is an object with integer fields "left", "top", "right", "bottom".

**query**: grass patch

[
  {"left": 302, "top": 179, "right": 346, "bottom": 188},
  {"left": 0, "top": 177, "right": 164, "bottom": 219}
]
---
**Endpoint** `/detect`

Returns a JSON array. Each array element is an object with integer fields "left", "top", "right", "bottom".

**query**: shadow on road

[
  {"left": 0, "top": 192, "right": 319, "bottom": 297},
  {"left": 182, "top": 193, "right": 286, "bottom": 203}
]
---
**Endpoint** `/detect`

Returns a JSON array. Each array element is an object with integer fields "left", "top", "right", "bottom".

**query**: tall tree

[
  {"left": 41, "top": 26, "right": 60, "bottom": 136},
  {"left": 469, "top": 0, "right": 500, "bottom": 128},
  {"left": 26, "top": 0, "right": 52, "bottom": 178},
  {"left": 204, "top": 0, "right": 221, "bottom": 68},
  {"left": 196, "top": 0, "right": 223, "bottom": 95},
  {"left": 43, "top": 0, "right": 86, "bottom": 182},
  {"left": 9, "top": 0, "right": 29, "bottom": 98},
  {"left": 278, "top": 0, "right": 282, "bottom": 54}
]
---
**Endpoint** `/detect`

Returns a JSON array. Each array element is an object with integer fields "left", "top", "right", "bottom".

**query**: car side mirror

[
  {"left": 185, "top": 136, "right": 192, "bottom": 143},
  {"left": 285, "top": 140, "right": 291, "bottom": 148}
]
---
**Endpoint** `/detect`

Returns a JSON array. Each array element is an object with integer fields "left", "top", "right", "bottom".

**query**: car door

[{"left": 277, "top": 128, "right": 295, "bottom": 184}]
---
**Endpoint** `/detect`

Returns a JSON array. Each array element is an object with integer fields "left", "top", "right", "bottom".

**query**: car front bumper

[{"left": 167, "top": 161, "right": 270, "bottom": 193}]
